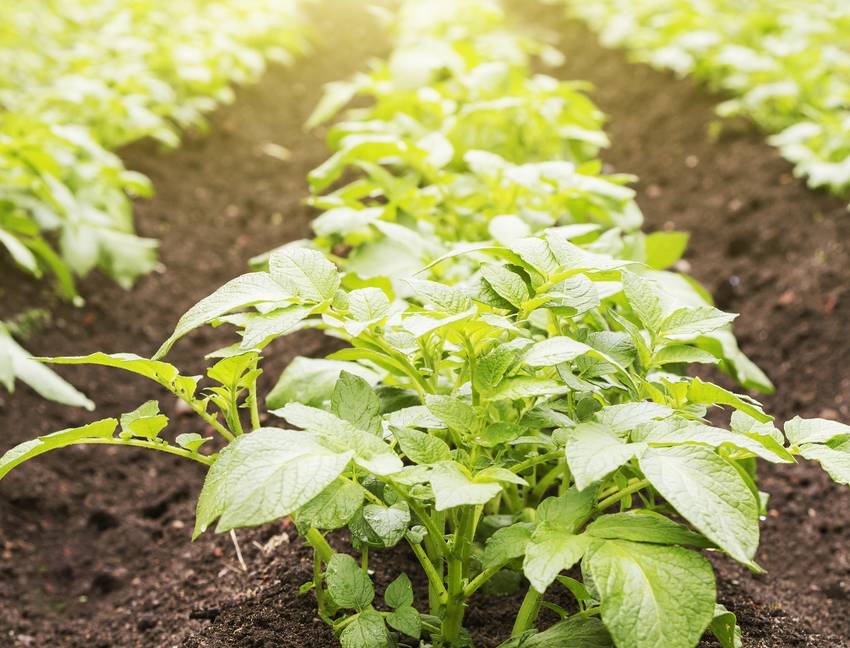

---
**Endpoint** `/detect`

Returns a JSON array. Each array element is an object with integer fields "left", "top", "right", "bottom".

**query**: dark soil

[{"left": 1, "top": 1, "right": 849, "bottom": 647}]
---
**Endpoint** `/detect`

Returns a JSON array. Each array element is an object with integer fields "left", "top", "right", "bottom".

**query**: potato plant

[{"left": 2, "top": 1, "right": 850, "bottom": 647}]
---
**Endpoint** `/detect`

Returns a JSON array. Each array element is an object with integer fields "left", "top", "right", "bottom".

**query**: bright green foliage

[
  {"left": 0, "top": 0, "right": 311, "bottom": 296},
  {"left": 564, "top": 0, "right": 850, "bottom": 201},
  {"left": 1, "top": 1, "right": 849, "bottom": 647},
  {"left": 0, "top": 322, "right": 92, "bottom": 409}
]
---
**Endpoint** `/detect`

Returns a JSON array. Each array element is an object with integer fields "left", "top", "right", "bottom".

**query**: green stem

[
  {"left": 597, "top": 479, "right": 650, "bottom": 511},
  {"left": 442, "top": 507, "right": 475, "bottom": 645},
  {"left": 186, "top": 399, "right": 235, "bottom": 442},
  {"left": 248, "top": 382, "right": 261, "bottom": 432},
  {"left": 510, "top": 450, "right": 562, "bottom": 474},
  {"left": 305, "top": 528, "right": 334, "bottom": 563},
  {"left": 74, "top": 438, "right": 213, "bottom": 465},
  {"left": 531, "top": 463, "right": 564, "bottom": 501},
  {"left": 409, "top": 539, "right": 448, "bottom": 604},
  {"left": 511, "top": 587, "right": 542, "bottom": 637},
  {"left": 463, "top": 565, "right": 501, "bottom": 598}
]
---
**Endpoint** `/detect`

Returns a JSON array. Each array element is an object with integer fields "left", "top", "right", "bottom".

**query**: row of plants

[
  {"left": 560, "top": 0, "right": 850, "bottom": 202},
  {"left": 3, "top": 0, "right": 850, "bottom": 646},
  {"left": 0, "top": 0, "right": 311, "bottom": 299},
  {"left": 0, "top": 0, "right": 311, "bottom": 404}
]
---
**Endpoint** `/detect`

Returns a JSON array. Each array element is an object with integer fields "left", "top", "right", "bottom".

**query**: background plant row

[
  {"left": 560, "top": 0, "right": 850, "bottom": 203},
  {"left": 0, "top": 0, "right": 311, "bottom": 299}
]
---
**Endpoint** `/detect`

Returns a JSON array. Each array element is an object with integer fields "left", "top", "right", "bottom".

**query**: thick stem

[
  {"left": 511, "top": 587, "right": 542, "bottom": 637},
  {"left": 441, "top": 508, "right": 474, "bottom": 645},
  {"left": 305, "top": 528, "right": 334, "bottom": 563},
  {"left": 510, "top": 450, "right": 562, "bottom": 474}
]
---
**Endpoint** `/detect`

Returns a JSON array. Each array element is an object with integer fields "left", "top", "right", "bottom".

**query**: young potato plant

[{"left": 4, "top": 243, "right": 850, "bottom": 648}]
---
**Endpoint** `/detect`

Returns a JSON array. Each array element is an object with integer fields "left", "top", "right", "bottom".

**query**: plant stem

[
  {"left": 511, "top": 587, "right": 542, "bottom": 637},
  {"left": 76, "top": 437, "right": 214, "bottom": 465},
  {"left": 441, "top": 507, "right": 474, "bottom": 645},
  {"left": 510, "top": 450, "right": 562, "bottom": 474},
  {"left": 597, "top": 479, "right": 651, "bottom": 511},
  {"left": 463, "top": 565, "right": 501, "bottom": 598},
  {"left": 248, "top": 382, "right": 261, "bottom": 431},
  {"left": 305, "top": 527, "right": 334, "bottom": 563},
  {"left": 408, "top": 539, "right": 448, "bottom": 605}
]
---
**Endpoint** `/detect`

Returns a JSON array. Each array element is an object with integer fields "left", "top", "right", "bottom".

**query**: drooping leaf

[
  {"left": 586, "top": 540, "right": 715, "bottom": 648},
  {"left": 639, "top": 445, "right": 760, "bottom": 568}
]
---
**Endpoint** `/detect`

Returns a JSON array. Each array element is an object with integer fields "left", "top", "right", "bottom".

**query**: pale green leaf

[
  {"left": 587, "top": 540, "right": 715, "bottom": 648},
  {"left": 639, "top": 445, "right": 760, "bottom": 567}
]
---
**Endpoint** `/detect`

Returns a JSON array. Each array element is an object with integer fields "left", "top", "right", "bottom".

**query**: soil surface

[{"left": 1, "top": 1, "right": 850, "bottom": 647}]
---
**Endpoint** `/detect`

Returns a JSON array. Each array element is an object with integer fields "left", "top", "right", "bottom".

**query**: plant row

[
  {"left": 3, "top": 1, "right": 850, "bottom": 647},
  {"left": 0, "top": 0, "right": 311, "bottom": 299},
  {"left": 561, "top": 0, "right": 850, "bottom": 202}
]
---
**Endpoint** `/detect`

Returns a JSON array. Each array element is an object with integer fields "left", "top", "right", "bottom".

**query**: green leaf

[
  {"left": 686, "top": 378, "right": 771, "bottom": 423},
  {"left": 639, "top": 445, "right": 760, "bottom": 568},
  {"left": 238, "top": 305, "right": 313, "bottom": 349},
  {"left": 267, "top": 357, "right": 380, "bottom": 409},
  {"left": 0, "top": 419, "right": 117, "bottom": 479},
  {"left": 799, "top": 443, "right": 850, "bottom": 485},
  {"left": 543, "top": 275, "right": 600, "bottom": 316},
  {"left": 193, "top": 428, "right": 351, "bottom": 537},
  {"left": 425, "top": 395, "right": 476, "bottom": 433},
  {"left": 474, "top": 345, "right": 520, "bottom": 394},
  {"left": 566, "top": 423, "right": 647, "bottom": 491},
  {"left": 483, "top": 523, "right": 533, "bottom": 569},
  {"left": 586, "top": 540, "right": 715, "bottom": 648},
  {"left": 408, "top": 279, "right": 472, "bottom": 314},
  {"left": 305, "top": 80, "right": 359, "bottom": 129},
  {"left": 586, "top": 510, "right": 712, "bottom": 547},
  {"left": 327, "top": 553, "right": 374, "bottom": 610},
  {"left": 175, "top": 433, "right": 212, "bottom": 453},
  {"left": 661, "top": 307, "right": 737, "bottom": 339},
  {"left": 393, "top": 427, "right": 451, "bottom": 464},
  {"left": 429, "top": 462, "right": 503, "bottom": 511},
  {"left": 644, "top": 231, "right": 689, "bottom": 270},
  {"left": 347, "top": 288, "right": 390, "bottom": 322},
  {"left": 296, "top": 479, "right": 365, "bottom": 530},
  {"left": 481, "top": 264, "right": 529, "bottom": 308},
  {"left": 5, "top": 337, "right": 94, "bottom": 409},
  {"left": 340, "top": 609, "right": 389, "bottom": 648},
  {"left": 386, "top": 605, "right": 421, "bottom": 640},
  {"left": 497, "top": 616, "right": 612, "bottom": 648},
  {"left": 524, "top": 527, "right": 591, "bottom": 593},
  {"left": 523, "top": 336, "right": 594, "bottom": 367},
  {"left": 42, "top": 352, "right": 182, "bottom": 388},
  {"left": 269, "top": 248, "right": 340, "bottom": 303},
  {"left": 596, "top": 402, "right": 673, "bottom": 434},
  {"left": 477, "top": 422, "right": 524, "bottom": 448},
  {"left": 275, "top": 403, "right": 402, "bottom": 475},
  {"left": 333, "top": 371, "right": 382, "bottom": 435},
  {"left": 711, "top": 604, "right": 743, "bottom": 648},
  {"left": 349, "top": 501, "right": 410, "bottom": 548},
  {"left": 155, "top": 272, "right": 289, "bottom": 358},
  {"left": 120, "top": 400, "right": 168, "bottom": 440},
  {"left": 384, "top": 573, "right": 414, "bottom": 609},
  {"left": 785, "top": 417, "right": 850, "bottom": 445},
  {"left": 622, "top": 271, "right": 664, "bottom": 331}
]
